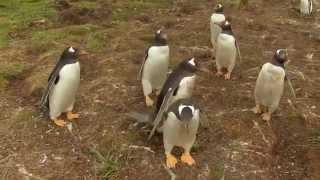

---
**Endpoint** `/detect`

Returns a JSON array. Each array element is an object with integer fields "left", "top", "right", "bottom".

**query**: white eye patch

[
  {"left": 178, "top": 105, "right": 195, "bottom": 115},
  {"left": 218, "top": 4, "right": 222, "bottom": 8},
  {"left": 188, "top": 58, "right": 195, "bottom": 66},
  {"left": 276, "top": 49, "right": 287, "bottom": 55},
  {"left": 225, "top": 21, "right": 230, "bottom": 26},
  {"left": 157, "top": 30, "right": 161, "bottom": 34},
  {"left": 69, "top": 47, "right": 75, "bottom": 53}
]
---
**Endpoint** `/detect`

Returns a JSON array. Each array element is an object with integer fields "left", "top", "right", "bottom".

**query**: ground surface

[{"left": 0, "top": 0, "right": 320, "bottom": 179}]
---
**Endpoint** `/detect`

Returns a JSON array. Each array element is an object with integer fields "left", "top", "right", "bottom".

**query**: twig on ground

[
  {"left": 162, "top": 163, "right": 176, "bottom": 180},
  {"left": 128, "top": 145, "right": 155, "bottom": 153},
  {"left": 17, "top": 165, "right": 45, "bottom": 180},
  {"left": 252, "top": 119, "right": 271, "bottom": 147}
]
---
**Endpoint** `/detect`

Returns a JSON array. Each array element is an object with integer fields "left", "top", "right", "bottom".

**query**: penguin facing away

[
  {"left": 139, "top": 29, "right": 170, "bottom": 107},
  {"left": 215, "top": 20, "right": 237, "bottom": 80},
  {"left": 148, "top": 57, "right": 198, "bottom": 140},
  {"left": 300, "top": 0, "right": 313, "bottom": 16},
  {"left": 252, "top": 49, "right": 288, "bottom": 122},
  {"left": 210, "top": 4, "right": 225, "bottom": 51},
  {"left": 162, "top": 99, "right": 200, "bottom": 168},
  {"left": 40, "top": 47, "right": 85, "bottom": 127}
]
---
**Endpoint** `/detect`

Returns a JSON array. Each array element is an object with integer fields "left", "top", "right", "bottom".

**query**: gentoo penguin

[
  {"left": 215, "top": 20, "right": 237, "bottom": 80},
  {"left": 148, "top": 57, "right": 197, "bottom": 140},
  {"left": 300, "top": 0, "right": 313, "bottom": 16},
  {"left": 252, "top": 49, "right": 288, "bottom": 122},
  {"left": 40, "top": 47, "right": 85, "bottom": 127},
  {"left": 162, "top": 98, "right": 200, "bottom": 168},
  {"left": 210, "top": 4, "right": 225, "bottom": 51},
  {"left": 139, "top": 29, "right": 170, "bottom": 107}
]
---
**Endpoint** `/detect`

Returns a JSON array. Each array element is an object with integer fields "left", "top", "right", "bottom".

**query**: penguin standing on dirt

[
  {"left": 210, "top": 4, "right": 225, "bottom": 51},
  {"left": 139, "top": 29, "right": 170, "bottom": 107},
  {"left": 148, "top": 57, "right": 197, "bottom": 140},
  {"left": 215, "top": 20, "right": 237, "bottom": 80},
  {"left": 300, "top": 0, "right": 313, "bottom": 16},
  {"left": 40, "top": 47, "right": 85, "bottom": 127},
  {"left": 162, "top": 98, "right": 200, "bottom": 168},
  {"left": 252, "top": 49, "right": 288, "bottom": 122},
  {"left": 128, "top": 58, "right": 198, "bottom": 168}
]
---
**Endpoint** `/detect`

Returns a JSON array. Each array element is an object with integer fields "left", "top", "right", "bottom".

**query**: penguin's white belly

[
  {"left": 49, "top": 62, "right": 80, "bottom": 118},
  {"left": 143, "top": 46, "right": 169, "bottom": 89},
  {"left": 300, "top": 0, "right": 312, "bottom": 15},
  {"left": 172, "top": 75, "right": 196, "bottom": 103},
  {"left": 216, "top": 34, "right": 236, "bottom": 69},
  {"left": 255, "top": 63, "right": 285, "bottom": 108},
  {"left": 163, "top": 112, "right": 199, "bottom": 148},
  {"left": 210, "top": 14, "right": 225, "bottom": 47}
]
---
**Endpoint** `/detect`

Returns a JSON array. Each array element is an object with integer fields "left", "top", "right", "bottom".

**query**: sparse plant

[{"left": 89, "top": 147, "right": 121, "bottom": 180}]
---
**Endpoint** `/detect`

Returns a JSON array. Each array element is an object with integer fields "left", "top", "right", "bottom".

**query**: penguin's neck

[
  {"left": 221, "top": 29, "right": 233, "bottom": 36},
  {"left": 215, "top": 10, "right": 224, "bottom": 14},
  {"left": 153, "top": 38, "right": 167, "bottom": 46},
  {"left": 271, "top": 58, "right": 285, "bottom": 70}
]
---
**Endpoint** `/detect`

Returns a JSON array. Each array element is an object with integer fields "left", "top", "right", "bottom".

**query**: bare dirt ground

[{"left": 0, "top": 0, "right": 320, "bottom": 179}]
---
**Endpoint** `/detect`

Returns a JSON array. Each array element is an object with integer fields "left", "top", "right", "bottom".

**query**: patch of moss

[
  {"left": 0, "top": 0, "right": 57, "bottom": 48},
  {"left": 30, "top": 24, "right": 104, "bottom": 53},
  {"left": 112, "top": 0, "right": 173, "bottom": 22},
  {"left": 86, "top": 31, "right": 107, "bottom": 53},
  {"left": 209, "top": 161, "right": 225, "bottom": 180},
  {"left": 73, "top": 1, "right": 98, "bottom": 10},
  {"left": 0, "top": 63, "right": 28, "bottom": 89}
]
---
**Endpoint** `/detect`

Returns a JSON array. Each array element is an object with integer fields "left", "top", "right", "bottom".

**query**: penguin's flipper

[
  {"left": 138, "top": 47, "right": 150, "bottom": 80},
  {"left": 39, "top": 74, "right": 59, "bottom": 110},
  {"left": 148, "top": 87, "right": 174, "bottom": 140},
  {"left": 40, "top": 56, "right": 66, "bottom": 110}
]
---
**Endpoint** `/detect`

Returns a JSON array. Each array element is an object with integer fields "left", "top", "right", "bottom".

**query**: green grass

[
  {"left": 73, "top": 0, "right": 98, "bottom": 10},
  {"left": 0, "top": 63, "right": 28, "bottom": 89},
  {"left": 210, "top": 161, "right": 225, "bottom": 180},
  {"left": 308, "top": 128, "right": 320, "bottom": 150},
  {"left": 112, "top": 0, "right": 173, "bottom": 21},
  {"left": 0, "top": 0, "right": 57, "bottom": 48},
  {"left": 29, "top": 24, "right": 106, "bottom": 53},
  {"left": 88, "top": 147, "right": 121, "bottom": 180}
]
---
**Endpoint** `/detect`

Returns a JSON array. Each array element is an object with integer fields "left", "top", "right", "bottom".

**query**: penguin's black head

[
  {"left": 154, "top": 29, "right": 168, "bottom": 46},
  {"left": 221, "top": 20, "right": 232, "bottom": 31},
  {"left": 179, "top": 105, "right": 194, "bottom": 122},
  {"left": 274, "top": 49, "right": 288, "bottom": 63},
  {"left": 179, "top": 57, "right": 197, "bottom": 73},
  {"left": 61, "top": 46, "right": 80, "bottom": 60},
  {"left": 214, "top": 3, "right": 224, "bottom": 13}
]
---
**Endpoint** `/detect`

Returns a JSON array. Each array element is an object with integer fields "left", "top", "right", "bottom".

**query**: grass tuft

[
  {"left": 88, "top": 147, "right": 121, "bottom": 180},
  {"left": 0, "top": 63, "right": 28, "bottom": 89}
]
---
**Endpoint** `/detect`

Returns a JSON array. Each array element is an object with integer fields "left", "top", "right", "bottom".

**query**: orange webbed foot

[
  {"left": 166, "top": 154, "right": 178, "bottom": 168},
  {"left": 181, "top": 153, "right": 195, "bottom": 166},
  {"left": 67, "top": 112, "right": 80, "bottom": 120}
]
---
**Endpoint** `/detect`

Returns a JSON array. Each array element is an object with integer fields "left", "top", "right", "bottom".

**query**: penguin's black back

[{"left": 155, "top": 59, "right": 196, "bottom": 114}]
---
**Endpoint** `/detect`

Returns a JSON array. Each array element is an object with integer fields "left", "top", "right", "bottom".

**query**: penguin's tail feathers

[{"left": 127, "top": 111, "right": 153, "bottom": 124}]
